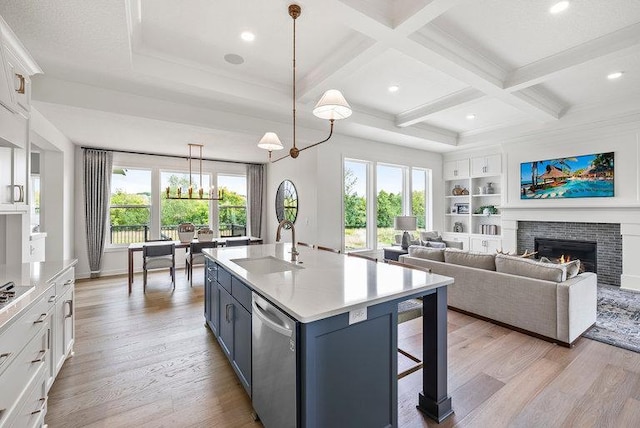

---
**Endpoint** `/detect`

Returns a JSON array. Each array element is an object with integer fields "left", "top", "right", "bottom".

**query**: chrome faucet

[{"left": 276, "top": 220, "right": 299, "bottom": 262}]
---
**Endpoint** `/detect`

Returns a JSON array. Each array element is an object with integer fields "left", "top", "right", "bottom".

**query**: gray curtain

[
  {"left": 247, "top": 164, "right": 264, "bottom": 238},
  {"left": 83, "top": 149, "right": 113, "bottom": 276}
]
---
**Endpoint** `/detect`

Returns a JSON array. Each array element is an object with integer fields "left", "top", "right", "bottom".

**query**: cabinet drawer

[
  {"left": 207, "top": 260, "right": 217, "bottom": 283},
  {"left": 0, "top": 321, "right": 48, "bottom": 426},
  {"left": 0, "top": 288, "right": 53, "bottom": 377},
  {"left": 231, "top": 277, "right": 252, "bottom": 313},
  {"left": 217, "top": 267, "right": 232, "bottom": 293},
  {"left": 7, "top": 365, "right": 47, "bottom": 428},
  {"left": 54, "top": 267, "right": 75, "bottom": 294}
]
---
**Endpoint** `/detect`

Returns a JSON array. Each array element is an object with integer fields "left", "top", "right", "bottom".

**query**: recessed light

[
  {"left": 549, "top": 1, "right": 569, "bottom": 14},
  {"left": 388, "top": 85, "right": 400, "bottom": 93},
  {"left": 240, "top": 31, "right": 255, "bottom": 42},
  {"left": 607, "top": 71, "right": 624, "bottom": 80},
  {"left": 466, "top": 114, "right": 476, "bottom": 120}
]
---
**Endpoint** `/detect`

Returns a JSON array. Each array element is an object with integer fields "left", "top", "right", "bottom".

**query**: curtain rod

[{"left": 81, "top": 146, "right": 264, "bottom": 166}]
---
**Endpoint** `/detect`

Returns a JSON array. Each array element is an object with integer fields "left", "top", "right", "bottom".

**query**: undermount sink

[{"left": 231, "top": 256, "right": 304, "bottom": 275}]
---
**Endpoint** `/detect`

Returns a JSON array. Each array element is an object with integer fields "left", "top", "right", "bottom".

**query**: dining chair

[
  {"left": 143, "top": 243, "right": 176, "bottom": 292},
  {"left": 225, "top": 238, "right": 250, "bottom": 247},
  {"left": 315, "top": 245, "right": 341, "bottom": 254},
  {"left": 186, "top": 241, "right": 218, "bottom": 286}
]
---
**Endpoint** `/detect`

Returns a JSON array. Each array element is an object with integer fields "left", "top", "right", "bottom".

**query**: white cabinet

[
  {"left": 471, "top": 154, "right": 501, "bottom": 177},
  {"left": 28, "top": 233, "right": 46, "bottom": 263},
  {"left": 53, "top": 268, "right": 75, "bottom": 377},
  {"left": 470, "top": 237, "right": 502, "bottom": 254},
  {"left": 444, "top": 159, "right": 470, "bottom": 180},
  {"left": 3, "top": 48, "right": 30, "bottom": 116},
  {"left": 0, "top": 146, "right": 28, "bottom": 207}
]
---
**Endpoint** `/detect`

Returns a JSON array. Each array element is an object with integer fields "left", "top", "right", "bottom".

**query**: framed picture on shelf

[{"left": 455, "top": 203, "right": 469, "bottom": 214}]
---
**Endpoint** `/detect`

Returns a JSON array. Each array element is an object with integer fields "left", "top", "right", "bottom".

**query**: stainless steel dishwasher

[{"left": 252, "top": 293, "right": 297, "bottom": 428}]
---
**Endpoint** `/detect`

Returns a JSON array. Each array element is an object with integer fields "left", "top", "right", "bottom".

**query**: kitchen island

[{"left": 203, "top": 244, "right": 454, "bottom": 427}]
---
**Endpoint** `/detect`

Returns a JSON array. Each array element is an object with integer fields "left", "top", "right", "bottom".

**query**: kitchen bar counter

[
  {"left": 204, "top": 243, "right": 453, "bottom": 323},
  {"left": 0, "top": 259, "right": 78, "bottom": 332},
  {"left": 204, "top": 244, "right": 454, "bottom": 425}
]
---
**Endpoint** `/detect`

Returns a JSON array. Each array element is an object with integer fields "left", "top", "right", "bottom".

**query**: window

[
  {"left": 218, "top": 175, "right": 247, "bottom": 237},
  {"left": 343, "top": 159, "right": 431, "bottom": 251},
  {"left": 412, "top": 168, "right": 428, "bottom": 230},
  {"left": 160, "top": 171, "right": 211, "bottom": 240},
  {"left": 376, "top": 164, "right": 404, "bottom": 247},
  {"left": 109, "top": 168, "right": 151, "bottom": 244},
  {"left": 344, "top": 160, "right": 368, "bottom": 251}
]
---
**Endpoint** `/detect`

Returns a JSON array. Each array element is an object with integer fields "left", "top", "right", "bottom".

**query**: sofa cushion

[
  {"left": 495, "top": 254, "right": 568, "bottom": 282},
  {"left": 444, "top": 249, "right": 496, "bottom": 271},
  {"left": 408, "top": 245, "right": 445, "bottom": 262}
]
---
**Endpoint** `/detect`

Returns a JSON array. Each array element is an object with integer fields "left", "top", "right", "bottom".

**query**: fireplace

[{"left": 534, "top": 238, "right": 597, "bottom": 273}]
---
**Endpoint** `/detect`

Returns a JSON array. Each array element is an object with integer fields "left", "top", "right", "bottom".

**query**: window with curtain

[
  {"left": 218, "top": 174, "right": 247, "bottom": 237},
  {"left": 109, "top": 168, "right": 151, "bottom": 244},
  {"left": 160, "top": 171, "right": 211, "bottom": 240}
]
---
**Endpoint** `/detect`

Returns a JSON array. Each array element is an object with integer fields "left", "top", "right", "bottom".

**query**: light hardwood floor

[{"left": 46, "top": 270, "right": 640, "bottom": 427}]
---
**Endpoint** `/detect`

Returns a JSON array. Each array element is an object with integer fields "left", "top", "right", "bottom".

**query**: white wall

[
  {"left": 73, "top": 150, "right": 255, "bottom": 278},
  {"left": 265, "top": 135, "right": 444, "bottom": 250},
  {"left": 30, "top": 107, "right": 75, "bottom": 261}
]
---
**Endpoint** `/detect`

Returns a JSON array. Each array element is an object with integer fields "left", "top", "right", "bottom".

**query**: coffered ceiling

[{"left": 1, "top": 0, "right": 639, "bottom": 162}]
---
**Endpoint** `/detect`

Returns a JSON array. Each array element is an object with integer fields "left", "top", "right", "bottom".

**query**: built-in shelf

[
  {"left": 445, "top": 214, "right": 469, "bottom": 217},
  {"left": 445, "top": 195, "right": 471, "bottom": 199},
  {"left": 472, "top": 214, "right": 502, "bottom": 217},
  {"left": 470, "top": 233, "right": 502, "bottom": 239},
  {"left": 472, "top": 193, "right": 501, "bottom": 197}
]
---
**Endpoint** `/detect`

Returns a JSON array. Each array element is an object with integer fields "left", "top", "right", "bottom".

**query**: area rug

[{"left": 583, "top": 285, "right": 640, "bottom": 353}]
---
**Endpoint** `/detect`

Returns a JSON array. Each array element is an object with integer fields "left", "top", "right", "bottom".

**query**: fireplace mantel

[{"left": 500, "top": 205, "right": 640, "bottom": 290}]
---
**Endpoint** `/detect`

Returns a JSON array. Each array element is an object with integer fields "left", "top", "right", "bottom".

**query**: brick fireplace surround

[
  {"left": 517, "top": 221, "right": 622, "bottom": 286},
  {"left": 502, "top": 205, "right": 640, "bottom": 291}
]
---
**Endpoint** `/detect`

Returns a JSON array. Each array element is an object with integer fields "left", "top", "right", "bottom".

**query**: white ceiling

[{"left": 1, "top": 0, "right": 639, "bottom": 161}]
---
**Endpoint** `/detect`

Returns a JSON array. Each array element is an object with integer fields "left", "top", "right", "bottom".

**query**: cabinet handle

[
  {"left": 63, "top": 279, "right": 74, "bottom": 286},
  {"left": 65, "top": 300, "right": 73, "bottom": 318},
  {"left": 225, "top": 303, "right": 233, "bottom": 322},
  {"left": 12, "top": 185, "right": 24, "bottom": 203},
  {"left": 48, "top": 295, "right": 57, "bottom": 303},
  {"left": 48, "top": 328, "right": 51, "bottom": 350},
  {"left": 15, "top": 73, "right": 25, "bottom": 94},
  {"left": 33, "top": 313, "right": 47, "bottom": 324},
  {"left": 31, "top": 397, "right": 47, "bottom": 415},
  {"left": 31, "top": 349, "right": 46, "bottom": 363},
  {"left": 0, "top": 352, "right": 10, "bottom": 368},
  {"left": 454, "top": 169, "right": 458, "bottom": 176}
]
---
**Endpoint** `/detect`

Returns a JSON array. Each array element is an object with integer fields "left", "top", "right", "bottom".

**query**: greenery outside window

[
  {"left": 160, "top": 171, "right": 211, "bottom": 240},
  {"left": 109, "top": 168, "right": 151, "bottom": 244},
  {"left": 218, "top": 175, "right": 247, "bottom": 237}
]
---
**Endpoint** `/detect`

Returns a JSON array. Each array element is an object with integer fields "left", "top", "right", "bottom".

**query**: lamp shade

[
  {"left": 313, "top": 89, "right": 352, "bottom": 120},
  {"left": 257, "top": 132, "right": 284, "bottom": 151},
  {"left": 394, "top": 215, "right": 417, "bottom": 231}
]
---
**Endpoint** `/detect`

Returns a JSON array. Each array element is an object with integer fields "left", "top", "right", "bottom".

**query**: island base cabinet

[
  {"left": 299, "top": 300, "right": 397, "bottom": 428},
  {"left": 204, "top": 259, "right": 219, "bottom": 334},
  {"left": 216, "top": 282, "right": 252, "bottom": 395}
]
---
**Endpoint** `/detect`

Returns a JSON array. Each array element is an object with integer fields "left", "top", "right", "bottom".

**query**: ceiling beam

[
  {"left": 395, "top": 87, "right": 484, "bottom": 127},
  {"left": 505, "top": 22, "right": 640, "bottom": 91}
]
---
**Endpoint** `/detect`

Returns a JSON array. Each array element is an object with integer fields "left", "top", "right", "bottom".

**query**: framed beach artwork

[{"left": 520, "top": 152, "right": 614, "bottom": 199}]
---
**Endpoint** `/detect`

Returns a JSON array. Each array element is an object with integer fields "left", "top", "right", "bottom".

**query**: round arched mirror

[{"left": 275, "top": 180, "right": 298, "bottom": 227}]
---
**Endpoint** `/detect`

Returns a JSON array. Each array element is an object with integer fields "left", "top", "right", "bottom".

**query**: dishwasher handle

[{"left": 252, "top": 299, "right": 294, "bottom": 337}]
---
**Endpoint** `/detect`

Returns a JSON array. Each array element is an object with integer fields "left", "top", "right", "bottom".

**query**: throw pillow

[
  {"left": 495, "top": 254, "right": 566, "bottom": 282},
  {"left": 538, "top": 257, "right": 581, "bottom": 279},
  {"left": 425, "top": 241, "right": 446, "bottom": 249},
  {"left": 444, "top": 249, "right": 496, "bottom": 271}
]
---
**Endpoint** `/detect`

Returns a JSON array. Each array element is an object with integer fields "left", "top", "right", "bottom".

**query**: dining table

[{"left": 127, "top": 236, "right": 262, "bottom": 293}]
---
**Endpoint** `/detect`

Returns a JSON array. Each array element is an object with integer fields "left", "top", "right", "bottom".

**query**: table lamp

[{"left": 394, "top": 216, "right": 417, "bottom": 250}]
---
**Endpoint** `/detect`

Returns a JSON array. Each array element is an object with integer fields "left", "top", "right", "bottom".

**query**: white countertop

[
  {"left": 204, "top": 244, "right": 453, "bottom": 323},
  {"left": 0, "top": 259, "right": 78, "bottom": 331}
]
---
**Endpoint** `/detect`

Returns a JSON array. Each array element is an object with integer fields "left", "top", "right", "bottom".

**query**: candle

[
  {"left": 177, "top": 187, "right": 181, "bottom": 197},
  {"left": 166, "top": 187, "right": 170, "bottom": 198},
  {"left": 198, "top": 188, "right": 203, "bottom": 199},
  {"left": 188, "top": 185, "right": 193, "bottom": 198}
]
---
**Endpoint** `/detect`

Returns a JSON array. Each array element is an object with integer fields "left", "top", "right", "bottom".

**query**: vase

[
  {"left": 485, "top": 182, "right": 494, "bottom": 194},
  {"left": 452, "top": 185, "right": 463, "bottom": 196}
]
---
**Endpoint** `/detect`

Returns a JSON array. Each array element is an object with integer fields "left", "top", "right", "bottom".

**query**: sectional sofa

[{"left": 399, "top": 246, "right": 597, "bottom": 346}]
